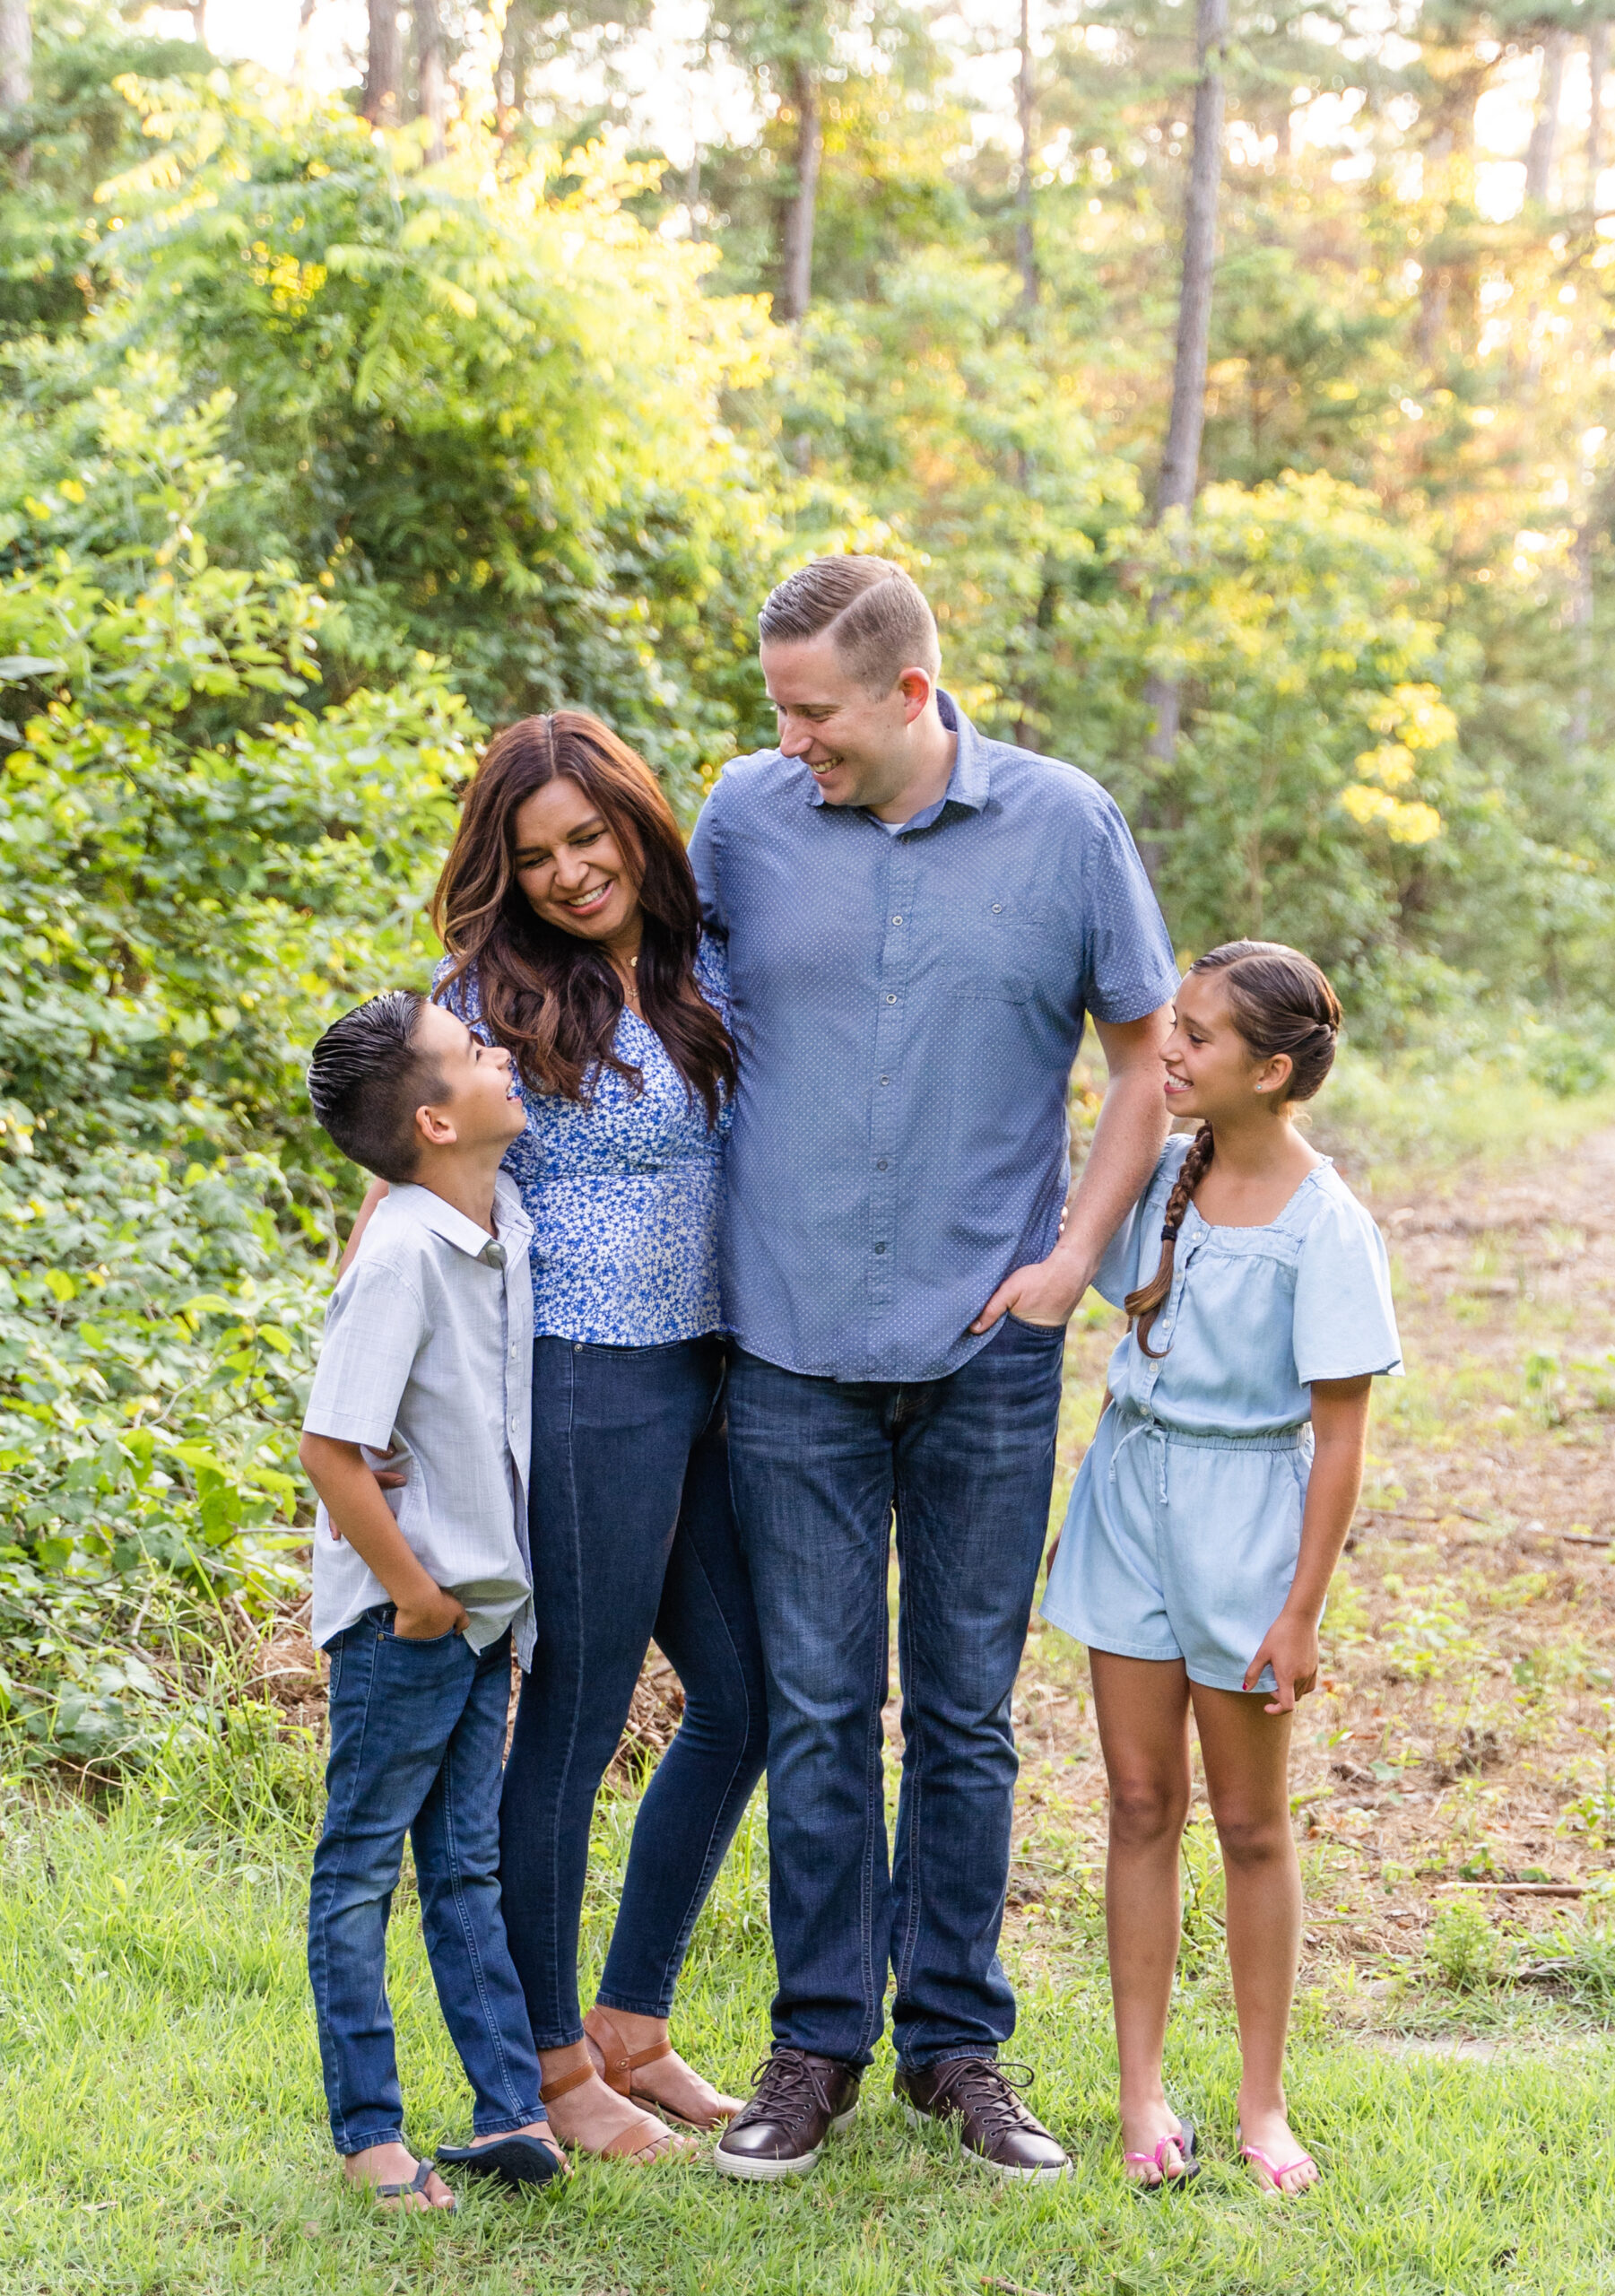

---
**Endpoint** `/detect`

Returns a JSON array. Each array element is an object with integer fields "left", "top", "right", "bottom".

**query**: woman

[{"left": 348, "top": 712, "right": 768, "bottom": 2164}]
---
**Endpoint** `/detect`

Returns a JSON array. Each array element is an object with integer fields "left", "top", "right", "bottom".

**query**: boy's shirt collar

[{"left": 382, "top": 1173, "right": 531, "bottom": 1263}]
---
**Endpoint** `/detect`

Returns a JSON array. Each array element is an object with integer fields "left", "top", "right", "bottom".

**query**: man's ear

[
  {"left": 897, "top": 666, "right": 934, "bottom": 723},
  {"left": 413, "top": 1101, "right": 458, "bottom": 1149}
]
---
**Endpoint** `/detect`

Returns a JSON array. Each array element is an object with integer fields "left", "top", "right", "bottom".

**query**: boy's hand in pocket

[{"left": 394, "top": 1585, "right": 471, "bottom": 1641}]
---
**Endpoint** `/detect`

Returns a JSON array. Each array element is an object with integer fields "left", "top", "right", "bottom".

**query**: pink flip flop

[
  {"left": 1124, "top": 2116, "right": 1200, "bottom": 2193},
  {"left": 1238, "top": 2132, "right": 1318, "bottom": 2196}
]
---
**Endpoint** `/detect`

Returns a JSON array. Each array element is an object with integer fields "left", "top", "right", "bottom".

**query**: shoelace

[
  {"left": 928, "top": 2057, "right": 1038, "bottom": 2139},
  {"left": 737, "top": 2048, "right": 835, "bottom": 2135}
]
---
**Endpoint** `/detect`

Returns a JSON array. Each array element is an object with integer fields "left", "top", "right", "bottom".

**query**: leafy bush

[{"left": 1427, "top": 1900, "right": 1501, "bottom": 1991}]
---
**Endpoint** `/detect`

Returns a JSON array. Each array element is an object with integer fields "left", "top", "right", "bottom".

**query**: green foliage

[
  {"left": 1428, "top": 1899, "right": 1503, "bottom": 1990},
  {"left": 78, "top": 77, "right": 791, "bottom": 792}
]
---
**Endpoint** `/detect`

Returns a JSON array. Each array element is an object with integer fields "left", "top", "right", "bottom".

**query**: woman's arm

[
  {"left": 1242, "top": 1375, "right": 1372, "bottom": 1714},
  {"left": 336, "top": 1178, "right": 389, "bottom": 1281}
]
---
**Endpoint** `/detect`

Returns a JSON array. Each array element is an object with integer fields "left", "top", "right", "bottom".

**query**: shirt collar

[
  {"left": 388, "top": 1173, "right": 531, "bottom": 1262},
  {"left": 800, "top": 688, "right": 992, "bottom": 825}
]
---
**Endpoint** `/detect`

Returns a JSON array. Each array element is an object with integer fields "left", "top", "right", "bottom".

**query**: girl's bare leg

[
  {"left": 1190, "top": 1682, "right": 1317, "bottom": 2194},
  {"left": 1089, "top": 1649, "right": 1194, "bottom": 2184}
]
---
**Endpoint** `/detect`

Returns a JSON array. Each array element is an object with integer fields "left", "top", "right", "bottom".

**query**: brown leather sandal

[
  {"left": 583, "top": 2005, "right": 741, "bottom": 2132},
  {"left": 540, "top": 2053, "right": 695, "bottom": 2162}
]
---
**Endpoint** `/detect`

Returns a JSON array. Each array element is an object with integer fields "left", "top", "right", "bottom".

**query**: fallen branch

[{"left": 1438, "top": 1880, "right": 1585, "bottom": 1898}]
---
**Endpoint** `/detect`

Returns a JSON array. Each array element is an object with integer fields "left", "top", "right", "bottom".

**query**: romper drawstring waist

[{"left": 1106, "top": 1404, "right": 1310, "bottom": 1486}]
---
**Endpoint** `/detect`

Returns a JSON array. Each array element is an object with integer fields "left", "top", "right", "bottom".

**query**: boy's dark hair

[{"left": 306, "top": 990, "right": 442, "bottom": 1182}]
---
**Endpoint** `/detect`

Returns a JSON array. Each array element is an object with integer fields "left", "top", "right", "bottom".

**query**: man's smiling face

[{"left": 760, "top": 634, "right": 928, "bottom": 814}]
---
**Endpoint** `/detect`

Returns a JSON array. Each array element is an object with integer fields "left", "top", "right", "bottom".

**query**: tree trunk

[
  {"left": 1590, "top": 22, "right": 1608, "bottom": 201},
  {"left": 1524, "top": 29, "right": 1568, "bottom": 206},
  {"left": 364, "top": 0, "right": 404, "bottom": 123},
  {"left": 292, "top": 0, "right": 318, "bottom": 88},
  {"left": 779, "top": 57, "right": 821, "bottom": 320},
  {"left": 0, "top": 0, "right": 31, "bottom": 181},
  {"left": 1015, "top": 0, "right": 1038, "bottom": 310},
  {"left": 414, "top": 0, "right": 448, "bottom": 161},
  {"left": 1142, "top": 0, "right": 1228, "bottom": 787},
  {"left": 1156, "top": 0, "right": 1228, "bottom": 520}
]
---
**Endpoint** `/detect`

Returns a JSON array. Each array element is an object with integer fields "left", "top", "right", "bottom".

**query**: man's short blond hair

[{"left": 758, "top": 556, "right": 941, "bottom": 693}]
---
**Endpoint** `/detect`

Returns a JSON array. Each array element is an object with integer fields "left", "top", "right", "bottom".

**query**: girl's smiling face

[{"left": 1162, "top": 970, "right": 1294, "bottom": 1121}]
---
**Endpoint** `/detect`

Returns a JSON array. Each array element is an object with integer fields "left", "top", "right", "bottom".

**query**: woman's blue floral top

[{"left": 435, "top": 936, "right": 732, "bottom": 1346}]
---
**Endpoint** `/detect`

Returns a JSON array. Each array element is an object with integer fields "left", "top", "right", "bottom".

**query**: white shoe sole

[
  {"left": 901, "top": 2099, "right": 1072, "bottom": 2183},
  {"left": 713, "top": 2106, "right": 859, "bottom": 2182}
]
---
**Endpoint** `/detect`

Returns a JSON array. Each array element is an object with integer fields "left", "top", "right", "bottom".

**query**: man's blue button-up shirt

[{"left": 689, "top": 691, "right": 1179, "bottom": 1384}]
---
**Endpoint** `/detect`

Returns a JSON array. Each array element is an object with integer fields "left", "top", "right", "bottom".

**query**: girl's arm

[
  {"left": 1243, "top": 1375, "right": 1372, "bottom": 1715},
  {"left": 336, "top": 1178, "right": 389, "bottom": 1281}
]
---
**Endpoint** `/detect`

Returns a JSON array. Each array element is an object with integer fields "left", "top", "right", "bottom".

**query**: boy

[{"left": 300, "top": 988, "right": 563, "bottom": 2210}]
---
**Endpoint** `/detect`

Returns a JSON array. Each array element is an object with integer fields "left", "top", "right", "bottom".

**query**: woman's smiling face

[{"left": 510, "top": 775, "right": 641, "bottom": 944}]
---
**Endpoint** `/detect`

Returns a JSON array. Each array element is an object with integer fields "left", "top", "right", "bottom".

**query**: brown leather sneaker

[
  {"left": 714, "top": 2049, "right": 862, "bottom": 2181},
  {"left": 896, "top": 2057, "right": 1071, "bottom": 2183}
]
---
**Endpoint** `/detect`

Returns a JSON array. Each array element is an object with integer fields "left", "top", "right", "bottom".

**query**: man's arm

[
  {"left": 299, "top": 1432, "right": 469, "bottom": 1640},
  {"left": 970, "top": 1004, "right": 1171, "bottom": 1333}
]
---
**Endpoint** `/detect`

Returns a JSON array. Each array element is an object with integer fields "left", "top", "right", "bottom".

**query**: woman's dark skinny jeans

[{"left": 499, "top": 1334, "right": 768, "bottom": 2050}]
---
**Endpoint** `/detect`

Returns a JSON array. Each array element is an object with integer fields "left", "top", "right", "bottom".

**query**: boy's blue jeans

[{"left": 308, "top": 1611, "right": 544, "bottom": 2155}]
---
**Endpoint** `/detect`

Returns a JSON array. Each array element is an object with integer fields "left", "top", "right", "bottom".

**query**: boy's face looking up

[{"left": 409, "top": 1002, "right": 526, "bottom": 1166}]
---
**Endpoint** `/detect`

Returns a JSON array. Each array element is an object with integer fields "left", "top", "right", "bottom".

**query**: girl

[{"left": 1041, "top": 941, "right": 1400, "bottom": 2199}]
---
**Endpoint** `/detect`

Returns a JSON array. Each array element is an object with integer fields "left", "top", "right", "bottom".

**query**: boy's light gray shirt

[{"left": 302, "top": 1174, "right": 535, "bottom": 1664}]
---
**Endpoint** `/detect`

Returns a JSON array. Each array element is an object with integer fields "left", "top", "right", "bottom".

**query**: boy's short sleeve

[
  {"left": 301, "top": 1261, "right": 426, "bottom": 1450},
  {"left": 1292, "top": 1187, "right": 1403, "bottom": 1385}
]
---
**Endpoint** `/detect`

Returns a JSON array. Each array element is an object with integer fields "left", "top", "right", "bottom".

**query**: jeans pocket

[
  {"left": 1003, "top": 1311, "right": 1067, "bottom": 1342},
  {"left": 371, "top": 1605, "right": 460, "bottom": 1648}
]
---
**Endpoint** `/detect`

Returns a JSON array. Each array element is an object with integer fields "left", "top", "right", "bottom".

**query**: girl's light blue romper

[{"left": 1041, "top": 1135, "right": 1402, "bottom": 1692}]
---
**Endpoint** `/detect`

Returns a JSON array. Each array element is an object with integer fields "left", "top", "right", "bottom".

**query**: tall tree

[
  {"left": 0, "top": 0, "right": 30, "bottom": 181},
  {"left": 414, "top": 0, "right": 448, "bottom": 160},
  {"left": 1015, "top": 0, "right": 1037, "bottom": 309},
  {"left": 778, "top": 4, "right": 822, "bottom": 318},
  {"left": 1524, "top": 26, "right": 1568, "bottom": 204},
  {"left": 1590, "top": 19, "right": 1607, "bottom": 196},
  {"left": 1142, "top": 0, "right": 1229, "bottom": 770},
  {"left": 363, "top": 0, "right": 403, "bottom": 123}
]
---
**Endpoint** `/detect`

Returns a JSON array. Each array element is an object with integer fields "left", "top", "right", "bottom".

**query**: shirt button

[
  {"left": 879, "top": 1076, "right": 890, "bottom": 1086},
  {"left": 873, "top": 1241, "right": 888, "bottom": 1254},
  {"left": 886, "top": 994, "right": 897, "bottom": 1004},
  {"left": 992, "top": 902, "right": 1003, "bottom": 913},
  {"left": 875, "top": 1159, "right": 888, "bottom": 1170},
  {"left": 891, "top": 914, "right": 902, "bottom": 924}
]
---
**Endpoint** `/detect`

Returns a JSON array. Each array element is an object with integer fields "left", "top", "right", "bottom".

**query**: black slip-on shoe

[
  {"left": 714, "top": 2049, "right": 861, "bottom": 2182},
  {"left": 896, "top": 2057, "right": 1071, "bottom": 2183}
]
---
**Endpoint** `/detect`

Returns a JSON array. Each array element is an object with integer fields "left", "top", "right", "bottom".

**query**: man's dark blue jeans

[
  {"left": 308, "top": 1613, "right": 544, "bottom": 2155},
  {"left": 726, "top": 1315, "right": 1065, "bottom": 2070}
]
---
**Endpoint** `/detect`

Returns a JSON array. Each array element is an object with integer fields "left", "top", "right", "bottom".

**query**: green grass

[
  {"left": 6, "top": 1750, "right": 1615, "bottom": 2296},
  {"left": 1311, "top": 1048, "right": 1615, "bottom": 1190}
]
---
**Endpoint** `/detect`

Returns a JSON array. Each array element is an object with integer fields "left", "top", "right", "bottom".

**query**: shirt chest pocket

[{"left": 950, "top": 900, "right": 1046, "bottom": 1004}]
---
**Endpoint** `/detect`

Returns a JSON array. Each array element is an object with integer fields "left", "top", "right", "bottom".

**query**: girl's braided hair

[{"left": 1124, "top": 940, "right": 1342, "bottom": 1358}]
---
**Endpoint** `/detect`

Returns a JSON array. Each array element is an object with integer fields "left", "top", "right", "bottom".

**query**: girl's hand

[{"left": 1243, "top": 1607, "right": 1320, "bottom": 1714}]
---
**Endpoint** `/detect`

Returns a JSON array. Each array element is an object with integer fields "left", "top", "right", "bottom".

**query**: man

[{"left": 690, "top": 556, "right": 1177, "bottom": 2183}]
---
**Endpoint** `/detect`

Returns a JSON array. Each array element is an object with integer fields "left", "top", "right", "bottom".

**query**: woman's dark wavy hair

[
  {"left": 1124, "top": 940, "right": 1341, "bottom": 1358},
  {"left": 431, "top": 712, "right": 736, "bottom": 1123}
]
